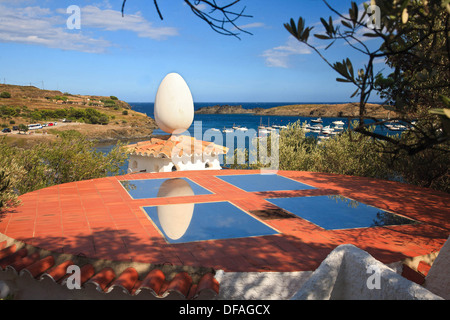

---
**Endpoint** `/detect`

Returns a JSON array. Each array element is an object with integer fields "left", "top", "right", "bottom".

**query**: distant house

[{"left": 126, "top": 135, "right": 228, "bottom": 173}]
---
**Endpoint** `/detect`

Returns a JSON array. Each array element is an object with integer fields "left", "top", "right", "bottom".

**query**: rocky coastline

[{"left": 195, "top": 103, "right": 394, "bottom": 118}]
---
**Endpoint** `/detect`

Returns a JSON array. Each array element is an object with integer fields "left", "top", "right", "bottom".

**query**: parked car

[
  {"left": 2, "top": 128, "right": 11, "bottom": 133},
  {"left": 12, "top": 126, "right": 19, "bottom": 131}
]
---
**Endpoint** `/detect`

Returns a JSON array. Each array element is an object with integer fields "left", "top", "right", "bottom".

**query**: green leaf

[
  {"left": 350, "top": 88, "right": 359, "bottom": 98},
  {"left": 341, "top": 20, "right": 352, "bottom": 29},
  {"left": 314, "top": 34, "right": 330, "bottom": 40},
  {"left": 439, "top": 95, "right": 450, "bottom": 107},
  {"left": 320, "top": 17, "right": 329, "bottom": 33},
  {"left": 333, "top": 61, "right": 349, "bottom": 79},
  {"left": 363, "top": 32, "right": 379, "bottom": 38},
  {"left": 302, "top": 27, "right": 311, "bottom": 42},
  {"left": 352, "top": 2, "right": 358, "bottom": 21},
  {"left": 325, "top": 40, "right": 336, "bottom": 50},
  {"left": 346, "top": 58, "right": 354, "bottom": 80}
]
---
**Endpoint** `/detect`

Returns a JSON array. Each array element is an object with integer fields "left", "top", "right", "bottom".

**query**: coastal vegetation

[
  {"left": 258, "top": 0, "right": 449, "bottom": 193},
  {"left": 0, "top": 84, "right": 157, "bottom": 142},
  {"left": 0, "top": 85, "right": 156, "bottom": 212},
  {"left": 229, "top": 121, "right": 448, "bottom": 193},
  {"left": 194, "top": 102, "right": 393, "bottom": 118},
  {"left": 284, "top": 0, "right": 449, "bottom": 156},
  {"left": 226, "top": 0, "right": 449, "bottom": 194},
  {"left": 1, "top": 105, "right": 110, "bottom": 125},
  {"left": 0, "top": 131, "right": 128, "bottom": 211}
]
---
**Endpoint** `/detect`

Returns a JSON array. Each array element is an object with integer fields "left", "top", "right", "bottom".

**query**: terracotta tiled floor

[{"left": 1, "top": 170, "right": 449, "bottom": 272}]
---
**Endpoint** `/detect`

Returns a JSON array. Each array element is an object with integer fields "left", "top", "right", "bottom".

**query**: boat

[
  {"left": 389, "top": 124, "right": 407, "bottom": 131},
  {"left": 222, "top": 128, "right": 234, "bottom": 133},
  {"left": 310, "top": 125, "right": 322, "bottom": 133},
  {"left": 332, "top": 120, "right": 345, "bottom": 126},
  {"left": 211, "top": 128, "right": 220, "bottom": 132},
  {"left": 236, "top": 127, "right": 248, "bottom": 131},
  {"left": 321, "top": 126, "right": 334, "bottom": 134},
  {"left": 311, "top": 117, "right": 323, "bottom": 123}
]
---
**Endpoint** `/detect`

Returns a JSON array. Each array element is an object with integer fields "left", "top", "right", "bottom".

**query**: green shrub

[
  {"left": 0, "top": 106, "right": 19, "bottom": 117},
  {"left": 237, "top": 120, "right": 448, "bottom": 193},
  {"left": 0, "top": 134, "right": 128, "bottom": 197},
  {"left": 0, "top": 92, "right": 11, "bottom": 98},
  {"left": 102, "top": 99, "right": 116, "bottom": 107}
]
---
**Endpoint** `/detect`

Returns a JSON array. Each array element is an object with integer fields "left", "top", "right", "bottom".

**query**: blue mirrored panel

[
  {"left": 216, "top": 174, "right": 316, "bottom": 192},
  {"left": 120, "top": 178, "right": 212, "bottom": 199},
  {"left": 143, "top": 201, "right": 279, "bottom": 244},
  {"left": 266, "top": 195, "right": 417, "bottom": 230}
]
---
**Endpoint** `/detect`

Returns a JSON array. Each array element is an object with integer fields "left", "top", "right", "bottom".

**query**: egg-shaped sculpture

[
  {"left": 154, "top": 73, "right": 194, "bottom": 134},
  {"left": 157, "top": 178, "right": 195, "bottom": 240}
]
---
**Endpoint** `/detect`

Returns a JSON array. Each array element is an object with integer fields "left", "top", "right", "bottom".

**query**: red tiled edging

[{"left": 1, "top": 170, "right": 449, "bottom": 273}]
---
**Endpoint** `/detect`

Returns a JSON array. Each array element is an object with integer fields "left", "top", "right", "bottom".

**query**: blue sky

[{"left": 0, "top": 0, "right": 387, "bottom": 103}]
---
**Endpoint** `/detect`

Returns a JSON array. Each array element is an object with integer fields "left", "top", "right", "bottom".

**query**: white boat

[
  {"left": 236, "top": 127, "right": 248, "bottom": 131},
  {"left": 211, "top": 128, "right": 220, "bottom": 132},
  {"left": 389, "top": 124, "right": 407, "bottom": 131},
  {"left": 310, "top": 124, "right": 323, "bottom": 132},
  {"left": 332, "top": 120, "right": 345, "bottom": 126},
  {"left": 321, "top": 126, "right": 334, "bottom": 134},
  {"left": 223, "top": 128, "right": 234, "bottom": 133},
  {"left": 311, "top": 117, "right": 323, "bottom": 123}
]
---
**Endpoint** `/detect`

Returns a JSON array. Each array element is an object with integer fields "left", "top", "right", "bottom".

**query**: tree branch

[{"left": 121, "top": 0, "right": 253, "bottom": 39}]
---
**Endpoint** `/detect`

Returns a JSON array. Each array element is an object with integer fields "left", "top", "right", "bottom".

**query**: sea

[
  {"left": 96, "top": 101, "right": 401, "bottom": 172},
  {"left": 127, "top": 101, "right": 394, "bottom": 136}
]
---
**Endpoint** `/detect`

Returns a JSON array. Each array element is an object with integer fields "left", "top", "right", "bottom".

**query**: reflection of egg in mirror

[
  {"left": 157, "top": 179, "right": 195, "bottom": 240},
  {"left": 154, "top": 73, "right": 194, "bottom": 135}
]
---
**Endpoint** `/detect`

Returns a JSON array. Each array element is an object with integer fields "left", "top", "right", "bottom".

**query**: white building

[{"left": 127, "top": 134, "right": 228, "bottom": 173}]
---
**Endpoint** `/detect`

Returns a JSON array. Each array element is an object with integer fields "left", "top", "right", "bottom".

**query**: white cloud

[
  {"left": 235, "top": 22, "right": 266, "bottom": 30},
  {"left": 78, "top": 5, "right": 178, "bottom": 40},
  {"left": 0, "top": 4, "right": 178, "bottom": 53},
  {"left": 262, "top": 36, "right": 311, "bottom": 68},
  {"left": 0, "top": 5, "right": 110, "bottom": 53}
]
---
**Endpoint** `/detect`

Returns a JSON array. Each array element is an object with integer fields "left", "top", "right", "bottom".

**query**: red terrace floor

[{"left": 1, "top": 170, "right": 449, "bottom": 272}]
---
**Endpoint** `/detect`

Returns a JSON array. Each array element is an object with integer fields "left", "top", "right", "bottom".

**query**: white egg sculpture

[
  {"left": 157, "top": 178, "right": 195, "bottom": 240},
  {"left": 154, "top": 73, "right": 194, "bottom": 134}
]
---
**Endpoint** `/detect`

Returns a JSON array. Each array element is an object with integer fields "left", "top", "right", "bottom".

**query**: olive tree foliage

[
  {"left": 277, "top": 121, "right": 391, "bottom": 179},
  {"left": 0, "top": 132, "right": 128, "bottom": 211},
  {"left": 121, "top": 0, "right": 253, "bottom": 39},
  {"left": 227, "top": 121, "right": 391, "bottom": 180},
  {"left": 284, "top": 0, "right": 449, "bottom": 156}
]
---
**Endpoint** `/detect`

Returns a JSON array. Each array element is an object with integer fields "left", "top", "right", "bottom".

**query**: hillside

[
  {"left": 195, "top": 104, "right": 258, "bottom": 114},
  {"left": 195, "top": 102, "right": 396, "bottom": 118},
  {"left": 0, "top": 84, "right": 157, "bottom": 143}
]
